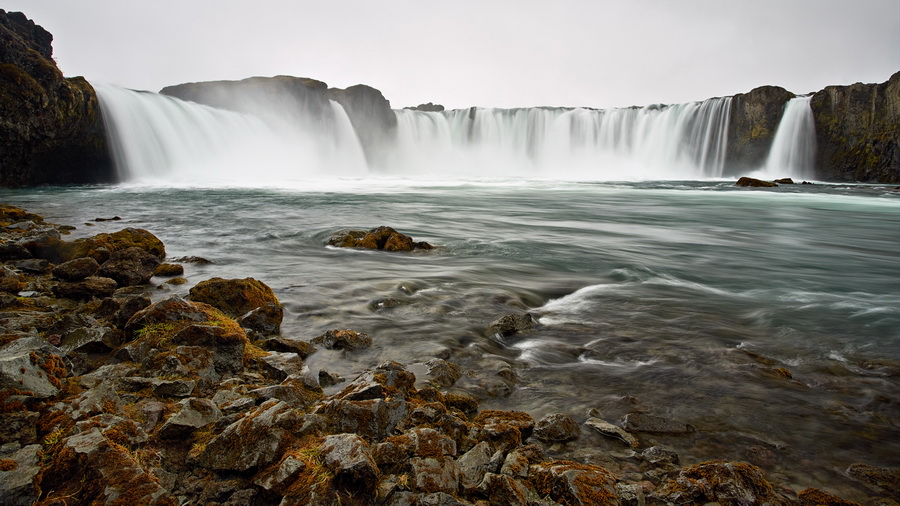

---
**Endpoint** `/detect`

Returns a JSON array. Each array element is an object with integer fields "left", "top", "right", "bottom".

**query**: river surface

[{"left": 3, "top": 179, "right": 899, "bottom": 498}]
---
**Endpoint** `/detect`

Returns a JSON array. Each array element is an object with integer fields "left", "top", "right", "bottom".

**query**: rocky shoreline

[{"left": 1, "top": 204, "right": 896, "bottom": 505}]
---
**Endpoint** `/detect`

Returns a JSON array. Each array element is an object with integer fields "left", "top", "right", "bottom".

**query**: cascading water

[
  {"left": 388, "top": 98, "right": 733, "bottom": 179},
  {"left": 94, "top": 83, "right": 368, "bottom": 185},
  {"left": 762, "top": 96, "right": 817, "bottom": 179},
  {"left": 96, "top": 83, "right": 741, "bottom": 183}
]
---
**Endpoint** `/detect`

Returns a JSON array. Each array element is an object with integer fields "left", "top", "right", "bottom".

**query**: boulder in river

[
  {"left": 735, "top": 177, "right": 778, "bottom": 187},
  {"left": 328, "top": 226, "right": 433, "bottom": 251}
]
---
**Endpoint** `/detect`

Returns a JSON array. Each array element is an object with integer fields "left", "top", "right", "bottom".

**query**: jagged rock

[
  {"left": 585, "top": 417, "right": 639, "bottom": 448},
  {"left": 317, "top": 397, "right": 409, "bottom": 440},
  {"left": 0, "top": 444, "right": 41, "bottom": 505},
  {"left": 458, "top": 441, "right": 494, "bottom": 491},
  {"left": 97, "top": 246, "right": 161, "bottom": 286},
  {"left": 529, "top": 460, "right": 620, "bottom": 505},
  {"left": 486, "top": 313, "right": 534, "bottom": 338},
  {"left": 0, "top": 266, "right": 24, "bottom": 293},
  {"left": 8, "top": 258, "right": 50, "bottom": 273},
  {"left": 423, "top": 358, "right": 461, "bottom": 387},
  {"left": 328, "top": 226, "right": 433, "bottom": 251},
  {"left": 312, "top": 328, "right": 372, "bottom": 350},
  {"left": 321, "top": 433, "right": 380, "bottom": 493},
  {"left": 52, "top": 275, "right": 118, "bottom": 299},
  {"left": 52, "top": 256, "right": 100, "bottom": 281},
  {"left": 0, "top": 411, "right": 38, "bottom": 445},
  {"left": 247, "top": 378, "right": 323, "bottom": 409},
  {"left": 501, "top": 444, "right": 546, "bottom": 478},
  {"left": 110, "top": 295, "right": 151, "bottom": 329},
  {"left": 159, "top": 397, "right": 221, "bottom": 439},
  {"left": 196, "top": 400, "right": 303, "bottom": 471},
  {"left": 651, "top": 460, "right": 782, "bottom": 504},
  {"left": 238, "top": 302, "right": 284, "bottom": 335},
  {"left": 253, "top": 455, "right": 307, "bottom": 495},
  {"left": 641, "top": 446, "right": 680, "bottom": 465},
  {"left": 35, "top": 427, "right": 175, "bottom": 505},
  {"left": 846, "top": 463, "right": 900, "bottom": 495},
  {"left": 0, "top": 335, "right": 64, "bottom": 397},
  {"left": 0, "top": 10, "right": 113, "bottom": 187},
  {"left": 258, "top": 337, "right": 317, "bottom": 358},
  {"left": 736, "top": 176, "right": 778, "bottom": 187},
  {"left": 0, "top": 242, "right": 32, "bottom": 260},
  {"left": 153, "top": 263, "right": 184, "bottom": 277},
  {"left": 533, "top": 413, "right": 580, "bottom": 443},
  {"left": 797, "top": 487, "right": 861, "bottom": 506},
  {"left": 477, "top": 473, "right": 538, "bottom": 504},
  {"left": 64, "top": 381, "right": 121, "bottom": 421},
  {"left": 257, "top": 351, "right": 304, "bottom": 381},
  {"left": 474, "top": 410, "right": 536, "bottom": 441},
  {"left": 410, "top": 456, "right": 460, "bottom": 494},
  {"left": 621, "top": 412, "right": 694, "bottom": 434}
]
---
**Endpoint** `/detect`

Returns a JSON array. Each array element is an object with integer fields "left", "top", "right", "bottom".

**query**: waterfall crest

[
  {"left": 99, "top": 83, "right": 827, "bottom": 184},
  {"left": 94, "top": 83, "right": 368, "bottom": 185},
  {"left": 388, "top": 98, "right": 733, "bottom": 179},
  {"left": 762, "top": 96, "right": 817, "bottom": 179}
]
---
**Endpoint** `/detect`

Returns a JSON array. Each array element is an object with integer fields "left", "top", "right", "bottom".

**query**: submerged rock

[
  {"left": 621, "top": 412, "right": 695, "bottom": 434},
  {"left": 533, "top": 413, "right": 581, "bottom": 443},
  {"left": 312, "top": 328, "right": 372, "bottom": 350},
  {"left": 486, "top": 312, "right": 535, "bottom": 339}
]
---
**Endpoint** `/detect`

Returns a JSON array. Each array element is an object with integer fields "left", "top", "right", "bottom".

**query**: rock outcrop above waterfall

[
  {"left": 724, "top": 85, "right": 796, "bottom": 175},
  {"left": 160, "top": 76, "right": 397, "bottom": 164},
  {"left": 0, "top": 10, "right": 113, "bottom": 187},
  {"left": 810, "top": 71, "right": 900, "bottom": 183}
]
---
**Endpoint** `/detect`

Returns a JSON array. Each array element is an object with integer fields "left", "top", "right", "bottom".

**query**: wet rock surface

[
  {"left": 328, "top": 226, "right": 433, "bottom": 251},
  {"left": 0, "top": 205, "right": 875, "bottom": 504}
]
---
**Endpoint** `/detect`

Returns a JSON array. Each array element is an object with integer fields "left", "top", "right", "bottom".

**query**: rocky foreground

[{"left": 1, "top": 204, "right": 897, "bottom": 506}]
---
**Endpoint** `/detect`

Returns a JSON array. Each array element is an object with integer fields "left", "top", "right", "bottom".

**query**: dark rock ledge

[{"left": 0, "top": 204, "right": 888, "bottom": 505}]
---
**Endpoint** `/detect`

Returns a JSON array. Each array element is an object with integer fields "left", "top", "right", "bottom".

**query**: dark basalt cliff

[
  {"left": 810, "top": 71, "right": 900, "bottom": 183},
  {"left": 0, "top": 10, "right": 112, "bottom": 187},
  {"left": 724, "top": 85, "right": 796, "bottom": 175}
]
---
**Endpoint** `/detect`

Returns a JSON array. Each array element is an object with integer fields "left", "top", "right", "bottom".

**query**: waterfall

[
  {"left": 387, "top": 97, "right": 733, "bottom": 179},
  {"left": 762, "top": 96, "right": 817, "bottom": 179},
  {"left": 95, "top": 83, "right": 737, "bottom": 183},
  {"left": 94, "top": 83, "right": 368, "bottom": 185}
]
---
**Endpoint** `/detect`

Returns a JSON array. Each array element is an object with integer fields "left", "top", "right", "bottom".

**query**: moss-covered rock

[
  {"left": 188, "top": 277, "right": 283, "bottom": 334},
  {"left": 0, "top": 10, "right": 113, "bottom": 187}
]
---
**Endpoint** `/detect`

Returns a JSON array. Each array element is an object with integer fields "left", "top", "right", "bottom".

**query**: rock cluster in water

[
  {"left": 2, "top": 204, "right": 894, "bottom": 505},
  {"left": 328, "top": 226, "right": 434, "bottom": 252}
]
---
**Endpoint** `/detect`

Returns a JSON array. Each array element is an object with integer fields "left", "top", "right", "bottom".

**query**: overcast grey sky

[{"left": 6, "top": 0, "right": 899, "bottom": 110}]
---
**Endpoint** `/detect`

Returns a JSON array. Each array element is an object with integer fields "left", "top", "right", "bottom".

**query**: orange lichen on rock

[{"left": 529, "top": 460, "right": 620, "bottom": 506}]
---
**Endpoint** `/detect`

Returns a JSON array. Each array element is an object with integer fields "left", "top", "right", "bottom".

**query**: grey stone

[
  {"left": 259, "top": 351, "right": 305, "bottom": 380},
  {"left": 197, "top": 400, "right": 301, "bottom": 471},
  {"left": 621, "top": 413, "right": 694, "bottom": 434},
  {"left": 253, "top": 455, "right": 306, "bottom": 494},
  {"left": 0, "top": 444, "right": 42, "bottom": 505},
  {"left": 0, "top": 336, "right": 63, "bottom": 398},
  {"left": 585, "top": 417, "right": 639, "bottom": 448},
  {"left": 410, "top": 456, "right": 460, "bottom": 494},
  {"left": 321, "top": 433, "right": 380, "bottom": 493},
  {"left": 457, "top": 441, "right": 493, "bottom": 491},
  {"left": 534, "top": 413, "right": 581, "bottom": 443},
  {"left": 159, "top": 397, "right": 221, "bottom": 438}
]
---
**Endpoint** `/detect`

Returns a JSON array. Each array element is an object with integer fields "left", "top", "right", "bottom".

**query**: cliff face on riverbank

[
  {"left": 0, "top": 9, "right": 897, "bottom": 186},
  {"left": 0, "top": 10, "right": 112, "bottom": 187},
  {"left": 810, "top": 72, "right": 900, "bottom": 183}
]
